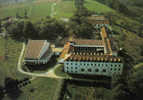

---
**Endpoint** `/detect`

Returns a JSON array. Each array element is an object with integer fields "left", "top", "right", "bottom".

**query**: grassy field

[
  {"left": 134, "top": 63, "right": 143, "bottom": 69},
  {"left": 85, "top": 0, "right": 114, "bottom": 13},
  {"left": 63, "top": 82, "right": 112, "bottom": 100},
  {"left": 17, "top": 78, "right": 63, "bottom": 100},
  {"left": 0, "top": 37, "right": 27, "bottom": 86},
  {"left": 0, "top": 37, "right": 5, "bottom": 57},
  {"left": 0, "top": 37, "right": 63, "bottom": 100},
  {"left": 55, "top": 64, "right": 70, "bottom": 78},
  {"left": 0, "top": 0, "right": 114, "bottom": 22}
]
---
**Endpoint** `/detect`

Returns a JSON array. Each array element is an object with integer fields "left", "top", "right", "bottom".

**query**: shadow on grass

[
  {"left": 0, "top": 86, "right": 4, "bottom": 100},
  {"left": 4, "top": 77, "right": 23, "bottom": 100},
  {"left": 55, "top": 64, "right": 111, "bottom": 88},
  {"left": 58, "top": 79, "right": 111, "bottom": 100}
]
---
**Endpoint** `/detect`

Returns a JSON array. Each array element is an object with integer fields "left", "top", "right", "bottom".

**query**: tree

[
  {"left": 74, "top": 0, "right": 85, "bottom": 10},
  {"left": 112, "top": 84, "right": 131, "bottom": 100},
  {"left": 7, "top": 20, "right": 24, "bottom": 41},
  {"left": 72, "top": 22, "right": 94, "bottom": 39},
  {"left": 24, "top": 9, "right": 28, "bottom": 18},
  {"left": 38, "top": 18, "right": 67, "bottom": 40},
  {"left": 23, "top": 21, "right": 37, "bottom": 39},
  {"left": 4, "top": 77, "right": 22, "bottom": 100},
  {"left": 0, "top": 86, "right": 4, "bottom": 100},
  {"left": 140, "top": 45, "right": 143, "bottom": 56},
  {"left": 7, "top": 20, "right": 38, "bottom": 41},
  {"left": 0, "top": 20, "right": 1, "bottom": 33},
  {"left": 128, "top": 68, "right": 143, "bottom": 100}
]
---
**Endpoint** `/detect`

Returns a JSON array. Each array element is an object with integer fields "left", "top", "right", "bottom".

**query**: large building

[
  {"left": 87, "top": 15, "right": 110, "bottom": 29},
  {"left": 24, "top": 40, "right": 54, "bottom": 65},
  {"left": 60, "top": 27, "right": 123, "bottom": 77}
]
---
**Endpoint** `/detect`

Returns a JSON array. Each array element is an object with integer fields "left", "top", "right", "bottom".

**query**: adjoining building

[
  {"left": 24, "top": 40, "right": 54, "bottom": 65},
  {"left": 60, "top": 27, "right": 123, "bottom": 77},
  {"left": 87, "top": 15, "right": 110, "bottom": 29}
]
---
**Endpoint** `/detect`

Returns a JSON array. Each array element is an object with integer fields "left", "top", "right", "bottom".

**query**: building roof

[
  {"left": 25, "top": 40, "right": 49, "bottom": 59},
  {"left": 60, "top": 42, "right": 71, "bottom": 59},
  {"left": 87, "top": 15, "right": 109, "bottom": 24},
  {"left": 66, "top": 54, "right": 121, "bottom": 62},
  {"left": 100, "top": 27, "right": 108, "bottom": 39},
  {"left": 72, "top": 39, "right": 104, "bottom": 46},
  {"left": 88, "top": 15, "right": 106, "bottom": 21}
]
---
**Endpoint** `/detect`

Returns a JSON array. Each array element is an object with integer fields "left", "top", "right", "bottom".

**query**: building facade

[
  {"left": 61, "top": 26, "right": 124, "bottom": 77},
  {"left": 24, "top": 40, "right": 54, "bottom": 65},
  {"left": 64, "top": 54, "right": 123, "bottom": 77}
]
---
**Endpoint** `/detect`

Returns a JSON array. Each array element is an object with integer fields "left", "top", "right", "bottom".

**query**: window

[
  {"left": 66, "top": 63, "right": 69, "bottom": 65},
  {"left": 114, "top": 68, "right": 116, "bottom": 71},
  {"left": 81, "top": 69, "right": 85, "bottom": 72},
  {"left": 119, "top": 68, "right": 121, "bottom": 71},
  {"left": 88, "top": 69, "right": 92, "bottom": 72},
  {"left": 103, "top": 69, "right": 106, "bottom": 72},
  {"left": 111, "top": 68, "right": 112, "bottom": 71},
  {"left": 95, "top": 69, "right": 99, "bottom": 72},
  {"left": 75, "top": 67, "right": 77, "bottom": 69}
]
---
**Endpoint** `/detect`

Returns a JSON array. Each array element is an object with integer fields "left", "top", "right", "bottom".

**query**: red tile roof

[
  {"left": 60, "top": 42, "right": 71, "bottom": 59},
  {"left": 25, "top": 40, "right": 46, "bottom": 59},
  {"left": 66, "top": 54, "right": 121, "bottom": 62},
  {"left": 73, "top": 39, "right": 104, "bottom": 46},
  {"left": 88, "top": 15, "right": 109, "bottom": 24}
]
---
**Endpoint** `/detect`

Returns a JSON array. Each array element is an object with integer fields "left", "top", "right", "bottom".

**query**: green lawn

[
  {"left": 63, "top": 82, "right": 112, "bottom": 100},
  {"left": 0, "top": 37, "right": 27, "bottom": 86},
  {"left": 85, "top": 0, "right": 114, "bottom": 13},
  {"left": 18, "top": 78, "right": 63, "bottom": 100},
  {"left": 0, "top": 37, "right": 63, "bottom": 100},
  {"left": 0, "top": 37, "right": 5, "bottom": 57},
  {"left": 0, "top": 0, "right": 114, "bottom": 22},
  {"left": 55, "top": 1, "right": 76, "bottom": 19},
  {"left": 55, "top": 64, "right": 71, "bottom": 78},
  {"left": 134, "top": 63, "right": 143, "bottom": 69}
]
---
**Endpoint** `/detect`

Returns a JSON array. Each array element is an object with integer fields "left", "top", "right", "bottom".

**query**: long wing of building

[{"left": 60, "top": 26, "right": 123, "bottom": 77}]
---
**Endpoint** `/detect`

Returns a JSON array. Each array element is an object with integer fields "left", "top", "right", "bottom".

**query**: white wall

[{"left": 64, "top": 61, "right": 123, "bottom": 77}]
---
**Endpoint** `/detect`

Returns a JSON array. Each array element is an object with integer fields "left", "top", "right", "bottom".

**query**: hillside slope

[{"left": 0, "top": 0, "right": 114, "bottom": 21}]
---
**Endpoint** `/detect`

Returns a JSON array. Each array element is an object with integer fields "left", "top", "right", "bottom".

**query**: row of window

[
  {"left": 65, "top": 67, "right": 121, "bottom": 72},
  {"left": 65, "top": 63, "right": 122, "bottom": 67},
  {"left": 66, "top": 70, "right": 121, "bottom": 76}
]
